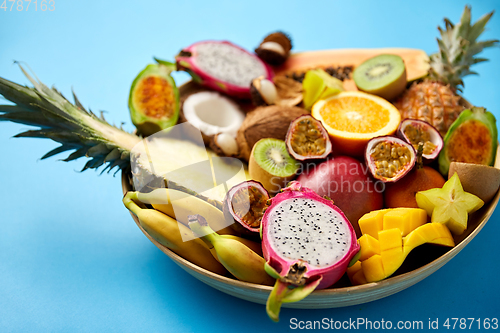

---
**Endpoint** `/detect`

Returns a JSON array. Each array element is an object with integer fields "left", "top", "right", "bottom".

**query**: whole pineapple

[{"left": 395, "top": 6, "right": 498, "bottom": 136}]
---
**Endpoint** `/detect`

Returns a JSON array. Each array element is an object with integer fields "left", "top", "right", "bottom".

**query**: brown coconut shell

[
  {"left": 255, "top": 32, "right": 292, "bottom": 66},
  {"left": 448, "top": 162, "right": 500, "bottom": 203},
  {"left": 236, "top": 105, "right": 310, "bottom": 161}
]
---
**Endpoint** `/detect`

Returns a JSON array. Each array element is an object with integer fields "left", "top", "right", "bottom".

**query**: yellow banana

[
  {"left": 188, "top": 214, "right": 275, "bottom": 286},
  {"left": 220, "top": 235, "right": 263, "bottom": 257},
  {"left": 123, "top": 192, "right": 227, "bottom": 276},
  {"left": 136, "top": 188, "right": 237, "bottom": 236}
]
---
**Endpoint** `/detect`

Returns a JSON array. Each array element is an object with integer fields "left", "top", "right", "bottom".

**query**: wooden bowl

[
  {"left": 121, "top": 171, "right": 499, "bottom": 308},
  {"left": 121, "top": 48, "right": 500, "bottom": 308}
]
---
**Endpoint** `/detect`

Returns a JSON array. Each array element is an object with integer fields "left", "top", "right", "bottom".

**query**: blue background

[{"left": 1, "top": 0, "right": 499, "bottom": 331}]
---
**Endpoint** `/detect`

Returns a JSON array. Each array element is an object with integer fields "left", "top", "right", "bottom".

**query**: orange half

[{"left": 311, "top": 91, "right": 401, "bottom": 156}]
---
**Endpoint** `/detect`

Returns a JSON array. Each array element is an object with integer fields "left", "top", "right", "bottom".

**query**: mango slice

[
  {"left": 348, "top": 207, "right": 455, "bottom": 285},
  {"left": 358, "top": 207, "right": 426, "bottom": 239}
]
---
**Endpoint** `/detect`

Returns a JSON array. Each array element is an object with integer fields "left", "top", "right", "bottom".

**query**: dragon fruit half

[
  {"left": 262, "top": 181, "right": 360, "bottom": 321},
  {"left": 175, "top": 41, "right": 274, "bottom": 99}
]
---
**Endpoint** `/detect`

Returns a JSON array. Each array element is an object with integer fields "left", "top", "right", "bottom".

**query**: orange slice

[{"left": 311, "top": 91, "right": 401, "bottom": 156}]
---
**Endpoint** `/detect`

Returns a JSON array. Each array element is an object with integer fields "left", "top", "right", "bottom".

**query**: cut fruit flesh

[
  {"left": 274, "top": 48, "right": 429, "bottom": 82},
  {"left": 129, "top": 64, "right": 179, "bottom": 136},
  {"left": 416, "top": 173, "right": 484, "bottom": 235},
  {"left": 286, "top": 115, "right": 332, "bottom": 160},
  {"left": 312, "top": 91, "right": 401, "bottom": 156},
  {"left": 443, "top": 120, "right": 492, "bottom": 164},
  {"left": 353, "top": 54, "right": 407, "bottom": 101},
  {"left": 398, "top": 119, "right": 443, "bottom": 160},
  {"left": 367, "top": 138, "right": 415, "bottom": 182},
  {"left": 182, "top": 91, "right": 245, "bottom": 137},
  {"left": 224, "top": 180, "right": 270, "bottom": 233},
  {"left": 439, "top": 107, "right": 498, "bottom": 176},
  {"left": 249, "top": 138, "right": 300, "bottom": 193},
  {"left": 302, "top": 69, "right": 344, "bottom": 110}
]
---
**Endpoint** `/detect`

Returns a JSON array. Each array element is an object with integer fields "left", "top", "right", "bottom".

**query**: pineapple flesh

[{"left": 395, "top": 6, "right": 498, "bottom": 136}]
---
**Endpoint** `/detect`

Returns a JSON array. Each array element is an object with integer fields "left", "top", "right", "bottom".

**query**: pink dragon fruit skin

[
  {"left": 175, "top": 40, "right": 274, "bottom": 99},
  {"left": 262, "top": 181, "right": 360, "bottom": 290}
]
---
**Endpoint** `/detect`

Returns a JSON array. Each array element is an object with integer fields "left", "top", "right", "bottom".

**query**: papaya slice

[
  {"left": 129, "top": 61, "right": 180, "bottom": 136},
  {"left": 274, "top": 48, "right": 430, "bottom": 90}
]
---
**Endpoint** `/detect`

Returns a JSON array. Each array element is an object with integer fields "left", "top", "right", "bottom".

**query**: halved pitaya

[
  {"left": 262, "top": 181, "right": 359, "bottom": 321},
  {"left": 176, "top": 41, "right": 274, "bottom": 99}
]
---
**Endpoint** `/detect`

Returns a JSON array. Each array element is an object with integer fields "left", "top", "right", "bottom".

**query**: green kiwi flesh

[
  {"left": 353, "top": 54, "right": 407, "bottom": 101},
  {"left": 253, "top": 139, "right": 299, "bottom": 176},
  {"left": 249, "top": 138, "right": 300, "bottom": 193}
]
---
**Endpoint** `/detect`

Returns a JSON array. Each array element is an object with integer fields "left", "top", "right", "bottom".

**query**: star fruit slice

[
  {"left": 302, "top": 69, "right": 344, "bottom": 110},
  {"left": 416, "top": 173, "right": 484, "bottom": 235}
]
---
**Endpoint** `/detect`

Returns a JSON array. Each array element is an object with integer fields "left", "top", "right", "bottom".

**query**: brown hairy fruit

[
  {"left": 236, "top": 105, "right": 309, "bottom": 161},
  {"left": 255, "top": 32, "right": 292, "bottom": 66}
]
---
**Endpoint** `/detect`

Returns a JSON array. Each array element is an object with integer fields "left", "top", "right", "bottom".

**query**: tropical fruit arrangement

[{"left": 0, "top": 6, "right": 499, "bottom": 322}]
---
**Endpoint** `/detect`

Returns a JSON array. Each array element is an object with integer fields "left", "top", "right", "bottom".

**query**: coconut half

[{"left": 182, "top": 91, "right": 245, "bottom": 139}]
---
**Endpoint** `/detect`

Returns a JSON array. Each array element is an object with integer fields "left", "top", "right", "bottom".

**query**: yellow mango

[
  {"left": 381, "top": 248, "right": 405, "bottom": 276},
  {"left": 358, "top": 209, "right": 387, "bottom": 239},
  {"left": 346, "top": 261, "right": 362, "bottom": 280},
  {"left": 358, "top": 234, "right": 381, "bottom": 261},
  {"left": 382, "top": 208, "right": 427, "bottom": 236},
  {"left": 404, "top": 223, "right": 454, "bottom": 254},
  {"left": 378, "top": 228, "right": 403, "bottom": 251},
  {"left": 361, "top": 255, "right": 386, "bottom": 282},
  {"left": 349, "top": 212, "right": 455, "bottom": 285},
  {"left": 352, "top": 269, "right": 368, "bottom": 285}
]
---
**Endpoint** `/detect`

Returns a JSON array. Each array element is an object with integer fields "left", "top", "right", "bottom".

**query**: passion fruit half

[
  {"left": 285, "top": 114, "right": 332, "bottom": 161},
  {"left": 365, "top": 136, "right": 416, "bottom": 182},
  {"left": 398, "top": 119, "right": 443, "bottom": 161},
  {"left": 223, "top": 180, "right": 270, "bottom": 234}
]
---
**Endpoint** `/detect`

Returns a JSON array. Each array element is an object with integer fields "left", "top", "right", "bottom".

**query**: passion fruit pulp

[
  {"left": 365, "top": 136, "right": 416, "bottom": 182},
  {"left": 285, "top": 114, "right": 332, "bottom": 161},
  {"left": 397, "top": 119, "right": 443, "bottom": 160},
  {"left": 223, "top": 180, "right": 270, "bottom": 234}
]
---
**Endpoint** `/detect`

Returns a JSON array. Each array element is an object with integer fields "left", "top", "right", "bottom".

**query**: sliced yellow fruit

[
  {"left": 416, "top": 173, "right": 484, "bottom": 235},
  {"left": 311, "top": 91, "right": 401, "bottom": 156},
  {"left": 347, "top": 207, "right": 455, "bottom": 285},
  {"left": 302, "top": 69, "right": 344, "bottom": 110}
]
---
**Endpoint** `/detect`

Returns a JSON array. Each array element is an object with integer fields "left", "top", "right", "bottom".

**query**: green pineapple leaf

[
  {"left": 429, "top": 5, "right": 499, "bottom": 92},
  {"left": 0, "top": 65, "right": 141, "bottom": 174}
]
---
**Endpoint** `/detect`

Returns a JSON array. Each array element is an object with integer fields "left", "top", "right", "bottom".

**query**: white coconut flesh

[
  {"left": 183, "top": 92, "right": 245, "bottom": 137},
  {"left": 215, "top": 133, "right": 239, "bottom": 156},
  {"left": 266, "top": 198, "right": 352, "bottom": 268},
  {"left": 259, "top": 41, "right": 286, "bottom": 56},
  {"left": 193, "top": 42, "right": 268, "bottom": 87},
  {"left": 259, "top": 79, "right": 278, "bottom": 104}
]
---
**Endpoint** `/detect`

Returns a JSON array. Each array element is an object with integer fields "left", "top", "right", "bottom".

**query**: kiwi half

[
  {"left": 249, "top": 138, "right": 300, "bottom": 193},
  {"left": 353, "top": 54, "right": 407, "bottom": 101}
]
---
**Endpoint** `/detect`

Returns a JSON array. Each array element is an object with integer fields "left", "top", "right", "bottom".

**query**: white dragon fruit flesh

[
  {"left": 176, "top": 41, "right": 274, "bottom": 99},
  {"left": 262, "top": 181, "right": 359, "bottom": 321}
]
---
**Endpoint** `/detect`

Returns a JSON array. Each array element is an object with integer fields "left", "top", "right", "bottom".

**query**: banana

[
  {"left": 136, "top": 188, "right": 237, "bottom": 236},
  {"left": 188, "top": 214, "right": 275, "bottom": 286},
  {"left": 123, "top": 192, "right": 227, "bottom": 276}
]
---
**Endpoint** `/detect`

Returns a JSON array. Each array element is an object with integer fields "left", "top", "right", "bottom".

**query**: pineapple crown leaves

[
  {"left": 429, "top": 5, "right": 499, "bottom": 92},
  {"left": 0, "top": 65, "right": 140, "bottom": 174}
]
